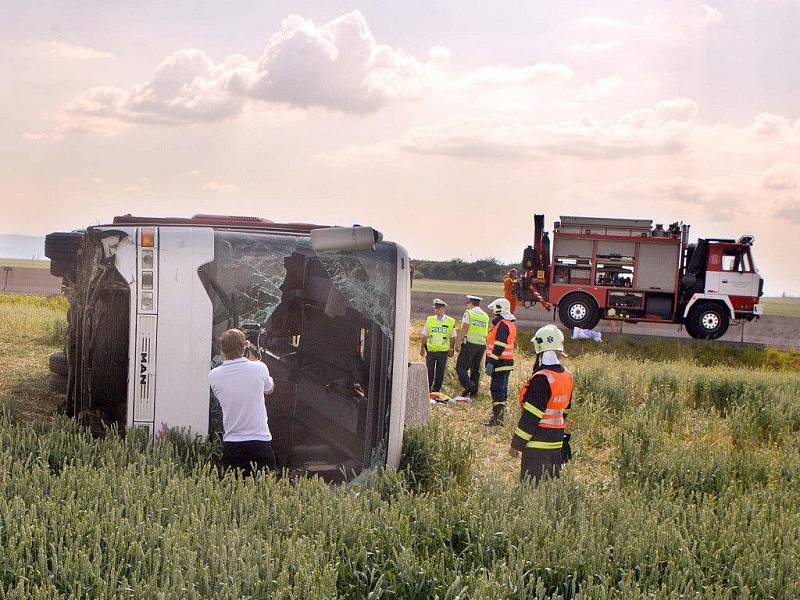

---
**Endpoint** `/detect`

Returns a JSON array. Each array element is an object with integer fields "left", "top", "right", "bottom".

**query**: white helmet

[
  {"left": 532, "top": 324, "right": 565, "bottom": 354},
  {"left": 488, "top": 297, "right": 511, "bottom": 315}
]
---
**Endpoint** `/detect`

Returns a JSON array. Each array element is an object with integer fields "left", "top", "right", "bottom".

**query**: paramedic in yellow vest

[
  {"left": 453, "top": 295, "right": 489, "bottom": 401},
  {"left": 484, "top": 298, "right": 517, "bottom": 426},
  {"left": 420, "top": 298, "right": 456, "bottom": 393},
  {"left": 509, "top": 324, "right": 573, "bottom": 482}
]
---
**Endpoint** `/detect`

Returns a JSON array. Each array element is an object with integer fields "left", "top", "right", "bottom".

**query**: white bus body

[{"left": 47, "top": 215, "right": 410, "bottom": 481}]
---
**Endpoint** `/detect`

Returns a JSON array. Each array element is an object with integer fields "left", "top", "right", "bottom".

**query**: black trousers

[
  {"left": 425, "top": 351, "right": 449, "bottom": 392},
  {"left": 520, "top": 448, "right": 563, "bottom": 483},
  {"left": 222, "top": 440, "right": 276, "bottom": 477},
  {"left": 455, "top": 343, "right": 485, "bottom": 396}
]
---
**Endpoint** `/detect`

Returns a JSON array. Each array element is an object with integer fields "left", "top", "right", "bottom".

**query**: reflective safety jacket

[
  {"left": 464, "top": 307, "right": 490, "bottom": 345},
  {"left": 425, "top": 315, "right": 456, "bottom": 352},
  {"left": 486, "top": 318, "right": 516, "bottom": 372},
  {"left": 511, "top": 366, "right": 573, "bottom": 451}
]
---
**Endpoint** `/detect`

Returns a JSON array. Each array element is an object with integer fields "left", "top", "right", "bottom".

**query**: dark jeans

[
  {"left": 425, "top": 351, "right": 449, "bottom": 392},
  {"left": 455, "top": 342, "right": 485, "bottom": 396},
  {"left": 222, "top": 440, "right": 276, "bottom": 477},
  {"left": 489, "top": 370, "right": 510, "bottom": 401},
  {"left": 520, "top": 448, "right": 563, "bottom": 483}
]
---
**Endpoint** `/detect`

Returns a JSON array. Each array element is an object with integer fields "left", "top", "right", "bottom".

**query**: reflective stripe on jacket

[
  {"left": 465, "top": 308, "right": 489, "bottom": 345},
  {"left": 516, "top": 367, "right": 574, "bottom": 449},
  {"left": 486, "top": 318, "right": 516, "bottom": 372},
  {"left": 425, "top": 315, "right": 455, "bottom": 352}
]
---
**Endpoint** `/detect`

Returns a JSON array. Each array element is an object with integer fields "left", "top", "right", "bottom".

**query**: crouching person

[
  {"left": 209, "top": 329, "right": 275, "bottom": 477},
  {"left": 509, "top": 325, "right": 573, "bottom": 483}
]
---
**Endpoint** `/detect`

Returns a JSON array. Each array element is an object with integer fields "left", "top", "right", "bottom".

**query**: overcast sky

[{"left": 2, "top": 0, "right": 799, "bottom": 294}]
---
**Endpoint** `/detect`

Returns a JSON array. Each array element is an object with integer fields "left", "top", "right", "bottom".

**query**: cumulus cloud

[
  {"left": 202, "top": 180, "right": 240, "bottom": 194},
  {"left": 564, "top": 40, "right": 623, "bottom": 54},
  {"left": 762, "top": 163, "right": 799, "bottom": 190},
  {"left": 654, "top": 98, "right": 699, "bottom": 122},
  {"left": 776, "top": 201, "right": 800, "bottom": 224},
  {"left": 31, "top": 40, "right": 115, "bottom": 61},
  {"left": 66, "top": 50, "right": 249, "bottom": 124},
  {"left": 752, "top": 112, "right": 793, "bottom": 139},
  {"left": 396, "top": 99, "right": 696, "bottom": 160},
  {"left": 21, "top": 131, "right": 62, "bottom": 142},
  {"left": 455, "top": 63, "right": 573, "bottom": 89},
  {"left": 65, "top": 11, "right": 433, "bottom": 125},
  {"left": 701, "top": 5, "right": 723, "bottom": 27},
  {"left": 246, "top": 12, "right": 427, "bottom": 113}
]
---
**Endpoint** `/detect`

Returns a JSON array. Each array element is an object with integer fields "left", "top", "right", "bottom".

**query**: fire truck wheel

[
  {"left": 686, "top": 301, "right": 729, "bottom": 340},
  {"left": 558, "top": 293, "right": 600, "bottom": 330}
]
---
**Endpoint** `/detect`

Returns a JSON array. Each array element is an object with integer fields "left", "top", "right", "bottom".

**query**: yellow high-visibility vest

[
  {"left": 465, "top": 308, "right": 489, "bottom": 345},
  {"left": 425, "top": 315, "right": 456, "bottom": 351}
]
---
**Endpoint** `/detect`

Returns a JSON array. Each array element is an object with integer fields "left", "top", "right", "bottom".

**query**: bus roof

[{"left": 111, "top": 214, "right": 328, "bottom": 233}]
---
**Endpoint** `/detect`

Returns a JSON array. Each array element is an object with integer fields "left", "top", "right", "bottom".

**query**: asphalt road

[{"left": 411, "top": 290, "right": 800, "bottom": 349}]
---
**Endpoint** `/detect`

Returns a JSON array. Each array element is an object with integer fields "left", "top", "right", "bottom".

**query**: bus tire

[
  {"left": 558, "top": 293, "right": 600, "bottom": 330},
  {"left": 45, "top": 232, "right": 83, "bottom": 280},
  {"left": 686, "top": 301, "right": 729, "bottom": 339}
]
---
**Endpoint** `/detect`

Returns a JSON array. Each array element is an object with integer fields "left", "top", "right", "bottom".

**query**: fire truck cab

[{"left": 518, "top": 215, "right": 763, "bottom": 339}]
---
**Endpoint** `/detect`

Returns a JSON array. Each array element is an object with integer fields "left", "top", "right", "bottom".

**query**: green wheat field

[{"left": 1, "top": 291, "right": 799, "bottom": 598}]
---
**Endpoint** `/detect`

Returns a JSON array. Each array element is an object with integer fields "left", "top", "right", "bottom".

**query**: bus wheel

[
  {"left": 686, "top": 301, "right": 729, "bottom": 339},
  {"left": 558, "top": 293, "right": 600, "bottom": 330}
]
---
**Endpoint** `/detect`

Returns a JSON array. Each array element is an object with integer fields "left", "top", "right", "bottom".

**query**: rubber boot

[{"left": 485, "top": 402, "right": 505, "bottom": 427}]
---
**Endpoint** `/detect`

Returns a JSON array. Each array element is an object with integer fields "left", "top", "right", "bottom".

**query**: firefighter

[
  {"left": 420, "top": 298, "right": 456, "bottom": 393},
  {"left": 509, "top": 324, "right": 573, "bottom": 482},
  {"left": 503, "top": 268, "right": 519, "bottom": 315},
  {"left": 484, "top": 298, "right": 517, "bottom": 426},
  {"left": 453, "top": 295, "right": 489, "bottom": 402}
]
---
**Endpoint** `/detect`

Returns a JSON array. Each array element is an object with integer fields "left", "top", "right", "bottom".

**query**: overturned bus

[{"left": 45, "top": 214, "right": 411, "bottom": 481}]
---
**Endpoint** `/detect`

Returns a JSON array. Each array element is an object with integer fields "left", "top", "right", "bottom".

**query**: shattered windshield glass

[
  {"left": 198, "top": 232, "right": 300, "bottom": 326},
  {"left": 199, "top": 230, "right": 397, "bottom": 481},
  {"left": 317, "top": 243, "right": 396, "bottom": 338}
]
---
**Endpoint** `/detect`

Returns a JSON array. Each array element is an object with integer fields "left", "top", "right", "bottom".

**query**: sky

[{"left": 1, "top": 0, "right": 799, "bottom": 295}]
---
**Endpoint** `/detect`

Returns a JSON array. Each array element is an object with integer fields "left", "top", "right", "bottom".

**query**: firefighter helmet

[
  {"left": 532, "top": 324, "right": 565, "bottom": 354},
  {"left": 488, "top": 297, "right": 511, "bottom": 315}
]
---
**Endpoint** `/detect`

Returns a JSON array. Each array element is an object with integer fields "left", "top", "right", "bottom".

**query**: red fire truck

[{"left": 516, "top": 215, "right": 764, "bottom": 339}]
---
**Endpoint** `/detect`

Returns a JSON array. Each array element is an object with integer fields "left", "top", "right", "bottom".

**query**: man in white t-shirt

[{"left": 208, "top": 329, "right": 275, "bottom": 476}]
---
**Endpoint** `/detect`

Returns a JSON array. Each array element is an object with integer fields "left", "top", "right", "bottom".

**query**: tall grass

[
  {"left": 0, "top": 408, "right": 797, "bottom": 598},
  {"left": 0, "top": 299, "right": 797, "bottom": 597}
]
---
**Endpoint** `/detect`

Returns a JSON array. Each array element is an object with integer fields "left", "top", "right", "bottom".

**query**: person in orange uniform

[
  {"left": 509, "top": 324, "right": 573, "bottom": 482},
  {"left": 503, "top": 268, "right": 519, "bottom": 315},
  {"left": 484, "top": 298, "right": 517, "bottom": 426}
]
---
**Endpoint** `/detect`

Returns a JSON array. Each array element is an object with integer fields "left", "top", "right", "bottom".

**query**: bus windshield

[{"left": 198, "top": 230, "right": 398, "bottom": 480}]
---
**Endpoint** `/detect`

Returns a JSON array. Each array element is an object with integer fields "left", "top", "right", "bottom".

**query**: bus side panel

[
  {"left": 152, "top": 227, "right": 215, "bottom": 438},
  {"left": 386, "top": 244, "right": 411, "bottom": 470}
]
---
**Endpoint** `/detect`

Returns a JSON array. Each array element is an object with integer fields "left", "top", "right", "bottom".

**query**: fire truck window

[
  {"left": 722, "top": 250, "right": 751, "bottom": 273},
  {"left": 740, "top": 252, "right": 752, "bottom": 272}
]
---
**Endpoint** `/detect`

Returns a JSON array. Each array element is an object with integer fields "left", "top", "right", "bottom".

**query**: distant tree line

[{"left": 410, "top": 258, "right": 518, "bottom": 281}]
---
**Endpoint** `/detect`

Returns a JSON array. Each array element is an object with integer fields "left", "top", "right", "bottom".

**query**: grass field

[
  {"left": 0, "top": 257, "right": 50, "bottom": 269},
  {"left": 760, "top": 296, "right": 800, "bottom": 317},
  {"left": 413, "top": 278, "right": 503, "bottom": 297},
  {"left": 1, "top": 292, "right": 799, "bottom": 597},
  {"left": 414, "top": 278, "right": 800, "bottom": 317}
]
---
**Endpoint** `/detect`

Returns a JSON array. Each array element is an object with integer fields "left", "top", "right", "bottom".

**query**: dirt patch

[
  {"left": 412, "top": 290, "right": 800, "bottom": 348},
  {"left": 1, "top": 266, "right": 62, "bottom": 296}
]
